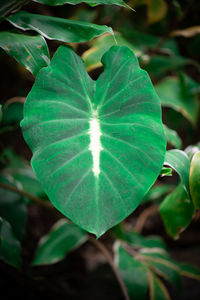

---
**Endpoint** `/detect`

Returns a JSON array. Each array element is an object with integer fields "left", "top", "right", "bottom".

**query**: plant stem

[
  {"left": 89, "top": 236, "right": 130, "bottom": 300},
  {"left": 0, "top": 181, "right": 129, "bottom": 299},
  {"left": 0, "top": 181, "right": 52, "bottom": 210},
  {"left": 2, "top": 0, "right": 30, "bottom": 18}
]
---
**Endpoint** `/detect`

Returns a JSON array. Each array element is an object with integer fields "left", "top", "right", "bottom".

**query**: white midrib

[{"left": 89, "top": 111, "right": 102, "bottom": 177}]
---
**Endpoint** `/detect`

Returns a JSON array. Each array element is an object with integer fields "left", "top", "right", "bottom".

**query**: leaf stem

[
  {"left": 89, "top": 236, "right": 130, "bottom": 300},
  {"left": 2, "top": 0, "right": 30, "bottom": 18},
  {"left": 0, "top": 181, "right": 129, "bottom": 300},
  {"left": 0, "top": 181, "right": 52, "bottom": 210}
]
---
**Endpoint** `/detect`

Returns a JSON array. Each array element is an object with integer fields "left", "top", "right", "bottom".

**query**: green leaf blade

[
  {"left": 21, "top": 45, "right": 166, "bottom": 237},
  {"left": 32, "top": 219, "right": 87, "bottom": 265},
  {"left": 0, "top": 32, "right": 50, "bottom": 76},
  {"left": 7, "top": 11, "right": 113, "bottom": 43}
]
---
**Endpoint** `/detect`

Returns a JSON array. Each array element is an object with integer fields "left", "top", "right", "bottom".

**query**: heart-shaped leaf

[{"left": 21, "top": 45, "right": 166, "bottom": 237}]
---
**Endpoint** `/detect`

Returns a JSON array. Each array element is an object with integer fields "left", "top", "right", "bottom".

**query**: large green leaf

[
  {"left": 144, "top": 55, "right": 190, "bottom": 79},
  {"left": 0, "top": 217, "right": 21, "bottom": 268},
  {"left": 159, "top": 184, "right": 194, "bottom": 238},
  {"left": 7, "top": 11, "right": 113, "bottom": 43},
  {"left": 155, "top": 74, "right": 199, "bottom": 125},
  {"left": 21, "top": 45, "right": 166, "bottom": 237},
  {"left": 33, "top": 0, "right": 126, "bottom": 5},
  {"left": 164, "top": 149, "right": 190, "bottom": 194},
  {"left": 0, "top": 32, "right": 50, "bottom": 76},
  {"left": 33, "top": 219, "right": 87, "bottom": 265},
  {"left": 189, "top": 151, "right": 200, "bottom": 209},
  {"left": 114, "top": 243, "right": 149, "bottom": 300}
]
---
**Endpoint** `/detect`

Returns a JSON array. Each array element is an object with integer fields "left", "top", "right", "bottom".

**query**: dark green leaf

[
  {"left": 21, "top": 45, "right": 166, "bottom": 237},
  {"left": 122, "top": 231, "right": 167, "bottom": 250},
  {"left": 1, "top": 149, "right": 44, "bottom": 198},
  {"left": 145, "top": 55, "right": 190, "bottom": 79},
  {"left": 0, "top": 217, "right": 21, "bottom": 268},
  {"left": 0, "top": 178, "right": 27, "bottom": 241},
  {"left": 164, "top": 125, "right": 182, "bottom": 149},
  {"left": 0, "top": 32, "right": 50, "bottom": 76},
  {"left": 189, "top": 151, "right": 200, "bottom": 209},
  {"left": 142, "top": 184, "right": 174, "bottom": 204},
  {"left": 155, "top": 74, "right": 199, "bottom": 125},
  {"left": 7, "top": 11, "right": 113, "bottom": 43},
  {"left": 159, "top": 184, "right": 194, "bottom": 238},
  {"left": 115, "top": 242, "right": 149, "bottom": 300},
  {"left": 33, "top": 219, "right": 87, "bottom": 265}
]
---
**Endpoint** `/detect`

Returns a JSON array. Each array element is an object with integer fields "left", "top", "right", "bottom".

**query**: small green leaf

[
  {"left": 160, "top": 167, "right": 172, "bottom": 177},
  {"left": 164, "top": 149, "right": 190, "bottom": 195},
  {"left": 155, "top": 74, "right": 199, "bottom": 125},
  {"left": 33, "top": 0, "right": 126, "bottom": 5},
  {"left": 114, "top": 242, "right": 149, "bottom": 300},
  {"left": 21, "top": 45, "right": 166, "bottom": 237},
  {"left": 189, "top": 151, "right": 200, "bottom": 209},
  {"left": 164, "top": 124, "right": 182, "bottom": 149},
  {"left": 159, "top": 184, "right": 194, "bottom": 238},
  {"left": 32, "top": 219, "right": 87, "bottom": 265},
  {"left": 0, "top": 32, "right": 50, "bottom": 76},
  {"left": 0, "top": 217, "right": 21, "bottom": 268},
  {"left": 7, "top": 11, "right": 113, "bottom": 43}
]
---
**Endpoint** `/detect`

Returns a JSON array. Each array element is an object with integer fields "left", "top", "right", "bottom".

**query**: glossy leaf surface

[
  {"left": 33, "top": 219, "right": 87, "bottom": 265},
  {"left": 0, "top": 32, "right": 50, "bottom": 76},
  {"left": 0, "top": 217, "right": 21, "bottom": 268},
  {"left": 21, "top": 45, "right": 166, "bottom": 237},
  {"left": 189, "top": 151, "right": 200, "bottom": 209},
  {"left": 7, "top": 11, "right": 113, "bottom": 43},
  {"left": 33, "top": 0, "right": 126, "bottom": 5},
  {"left": 159, "top": 184, "right": 194, "bottom": 238}
]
